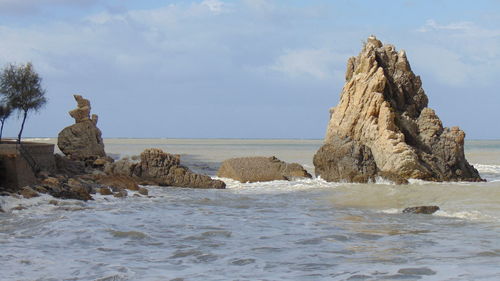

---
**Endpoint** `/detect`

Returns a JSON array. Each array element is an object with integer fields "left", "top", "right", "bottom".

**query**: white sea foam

[
  {"left": 1, "top": 139, "right": 500, "bottom": 280},
  {"left": 216, "top": 177, "right": 341, "bottom": 194},
  {"left": 474, "top": 163, "right": 500, "bottom": 174},
  {"left": 380, "top": 208, "right": 400, "bottom": 214},
  {"left": 435, "top": 210, "right": 497, "bottom": 222}
]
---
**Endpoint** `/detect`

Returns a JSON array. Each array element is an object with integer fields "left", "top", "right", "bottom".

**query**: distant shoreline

[{"left": 14, "top": 137, "right": 500, "bottom": 141}]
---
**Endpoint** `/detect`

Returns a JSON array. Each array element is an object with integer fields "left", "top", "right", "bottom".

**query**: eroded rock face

[
  {"left": 217, "top": 156, "right": 312, "bottom": 183},
  {"left": 58, "top": 95, "right": 106, "bottom": 161},
  {"left": 315, "top": 36, "right": 482, "bottom": 183},
  {"left": 105, "top": 148, "right": 226, "bottom": 189}
]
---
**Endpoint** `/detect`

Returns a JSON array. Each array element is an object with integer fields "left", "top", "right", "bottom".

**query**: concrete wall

[{"left": 0, "top": 142, "right": 55, "bottom": 190}]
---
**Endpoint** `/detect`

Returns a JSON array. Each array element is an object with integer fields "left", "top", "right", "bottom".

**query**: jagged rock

[
  {"left": 57, "top": 95, "right": 106, "bottom": 161},
  {"left": 42, "top": 177, "right": 61, "bottom": 189},
  {"left": 314, "top": 36, "right": 482, "bottom": 183},
  {"left": 105, "top": 149, "right": 226, "bottom": 189},
  {"left": 99, "top": 187, "right": 113, "bottom": 195},
  {"left": 138, "top": 187, "right": 149, "bottom": 196},
  {"left": 217, "top": 156, "right": 312, "bottom": 183},
  {"left": 96, "top": 175, "right": 139, "bottom": 191},
  {"left": 48, "top": 178, "right": 93, "bottom": 201},
  {"left": 54, "top": 154, "right": 87, "bottom": 176},
  {"left": 113, "top": 189, "right": 128, "bottom": 198},
  {"left": 19, "top": 187, "right": 39, "bottom": 199},
  {"left": 403, "top": 206, "right": 440, "bottom": 214}
]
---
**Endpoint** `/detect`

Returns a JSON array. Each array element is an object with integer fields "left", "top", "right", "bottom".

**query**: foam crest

[{"left": 214, "top": 177, "right": 341, "bottom": 194}]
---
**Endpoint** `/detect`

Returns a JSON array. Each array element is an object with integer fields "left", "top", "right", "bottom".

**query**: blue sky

[{"left": 0, "top": 0, "right": 499, "bottom": 139}]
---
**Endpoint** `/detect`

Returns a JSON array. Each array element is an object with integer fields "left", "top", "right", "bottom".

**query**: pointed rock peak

[{"left": 315, "top": 37, "right": 483, "bottom": 183}]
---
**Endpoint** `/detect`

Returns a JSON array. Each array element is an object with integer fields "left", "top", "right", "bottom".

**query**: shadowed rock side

[
  {"left": 105, "top": 148, "right": 226, "bottom": 189},
  {"left": 217, "top": 156, "right": 312, "bottom": 182},
  {"left": 58, "top": 95, "right": 106, "bottom": 161},
  {"left": 314, "top": 36, "right": 482, "bottom": 183}
]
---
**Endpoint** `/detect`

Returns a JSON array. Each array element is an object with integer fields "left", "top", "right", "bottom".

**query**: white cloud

[
  {"left": 411, "top": 19, "right": 500, "bottom": 86},
  {"left": 270, "top": 48, "right": 346, "bottom": 80},
  {"left": 417, "top": 19, "right": 500, "bottom": 38},
  {"left": 201, "top": 0, "right": 226, "bottom": 13},
  {"left": 0, "top": 0, "right": 99, "bottom": 14},
  {"left": 410, "top": 45, "right": 469, "bottom": 86}
]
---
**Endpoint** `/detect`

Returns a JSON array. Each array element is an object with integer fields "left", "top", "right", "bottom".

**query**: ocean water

[{"left": 1, "top": 138, "right": 500, "bottom": 281}]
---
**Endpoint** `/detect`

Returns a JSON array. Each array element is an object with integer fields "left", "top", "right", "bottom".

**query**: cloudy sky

[{"left": 0, "top": 0, "right": 499, "bottom": 139}]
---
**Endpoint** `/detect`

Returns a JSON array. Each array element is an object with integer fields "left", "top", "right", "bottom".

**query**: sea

[{"left": 1, "top": 138, "right": 500, "bottom": 281}]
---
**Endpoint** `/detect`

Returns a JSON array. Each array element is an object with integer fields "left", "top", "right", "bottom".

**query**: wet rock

[
  {"left": 113, "top": 189, "right": 128, "bottom": 198},
  {"left": 398, "top": 267, "right": 436, "bottom": 275},
  {"left": 217, "top": 156, "right": 312, "bottom": 183},
  {"left": 96, "top": 175, "right": 139, "bottom": 191},
  {"left": 402, "top": 206, "right": 440, "bottom": 214},
  {"left": 19, "top": 187, "right": 39, "bottom": 199},
  {"left": 313, "top": 137, "right": 377, "bottom": 183},
  {"left": 106, "top": 148, "right": 226, "bottom": 189},
  {"left": 138, "top": 187, "right": 149, "bottom": 196},
  {"left": 32, "top": 185, "right": 48, "bottom": 193},
  {"left": 54, "top": 154, "right": 87, "bottom": 176},
  {"left": 57, "top": 95, "right": 106, "bottom": 161},
  {"left": 49, "top": 178, "right": 93, "bottom": 201},
  {"left": 48, "top": 200, "right": 59, "bottom": 205},
  {"left": 99, "top": 187, "right": 113, "bottom": 195},
  {"left": 42, "top": 177, "right": 61, "bottom": 189},
  {"left": 315, "top": 36, "right": 482, "bottom": 183}
]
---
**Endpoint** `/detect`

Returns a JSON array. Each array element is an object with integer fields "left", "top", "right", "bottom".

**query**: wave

[{"left": 474, "top": 163, "right": 500, "bottom": 174}]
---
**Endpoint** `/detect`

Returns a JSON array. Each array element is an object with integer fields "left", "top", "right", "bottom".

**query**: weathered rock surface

[
  {"left": 314, "top": 36, "right": 482, "bottom": 183},
  {"left": 313, "top": 137, "right": 377, "bottom": 183},
  {"left": 217, "top": 156, "right": 312, "bottom": 183},
  {"left": 96, "top": 175, "right": 139, "bottom": 191},
  {"left": 105, "top": 148, "right": 226, "bottom": 189},
  {"left": 403, "top": 206, "right": 440, "bottom": 214},
  {"left": 58, "top": 95, "right": 106, "bottom": 161}
]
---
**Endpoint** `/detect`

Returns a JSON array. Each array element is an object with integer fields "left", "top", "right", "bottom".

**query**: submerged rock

[
  {"left": 57, "top": 95, "right": 106, "bottom": 161},
  {"left": 314, "top": 36, "right": 482, "bottom": 183},
  {"left": 217, "top": 156, "right": 312, "bottom": 182},
  {"left": 402, "top": 206, "right": 440, "bottom": 214},
  {"left": 105, "top": 148, "right": 226, "bottom": 189}
]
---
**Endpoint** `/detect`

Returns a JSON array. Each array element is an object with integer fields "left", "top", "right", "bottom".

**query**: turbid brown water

[{"left": 1, "top": 138, "right": 499, "bottom": 280}]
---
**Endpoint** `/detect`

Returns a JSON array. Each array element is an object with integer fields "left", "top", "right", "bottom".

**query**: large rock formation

[
  {"left": 314, "top": 36, "right": 482, "bottom": 183},
  {"left": 58, "top": 95, "right": 106, "bottom": 161},
  {"left": 217, "top": 156, "right": 312, "bottom": 182},
  {"left": 105, "top": 148, "right": 226, "bottom": 189}
]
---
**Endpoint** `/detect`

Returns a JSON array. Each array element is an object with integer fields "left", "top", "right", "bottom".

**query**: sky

[{"left": 0, "top": 0, "right": 499, "bottom": 139}]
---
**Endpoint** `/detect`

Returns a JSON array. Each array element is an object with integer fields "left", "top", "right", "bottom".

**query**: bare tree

[
  {"left": 0, "top": 103, "right": 12, "bottom": 142},
  {"left": 0, "top": 62, "right": 47, "bottom": 143}
]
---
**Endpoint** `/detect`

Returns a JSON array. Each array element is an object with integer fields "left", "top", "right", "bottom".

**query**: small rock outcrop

[
  {"left": 314, "top": 36, "right": 482, "bottom": 183},
  {"left": 105, "top": 148, "right": 226, "bottom": 189},
  {"left": 403, "top": 206, "right": 440, "bottom": 214},
  {"left": 58, "top": 95, "right": 106, "bottom": 161},
  {"left": 217, "top": 156, "right": 312, "bottom": 182}
]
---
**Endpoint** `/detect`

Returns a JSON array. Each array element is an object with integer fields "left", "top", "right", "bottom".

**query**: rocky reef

[
  {"left": 217, "top": 156, "right": 311, "bottom": 182},
  {"left": 314, "top": 36, "right": 482, "bottom": 183},
  {"left": 105, "top": 148, "right": 226, "bottom": 189},
  {"left": 58, "top": 95, "right": 106, "bottom": 161}
]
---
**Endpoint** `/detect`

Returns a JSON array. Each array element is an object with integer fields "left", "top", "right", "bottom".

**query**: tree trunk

[
  {"left": 17, "top": 111, "right": 28, "bottom": 144},
  {"left": 0, "top": 119, "right": 4, "bottom": 143}
]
